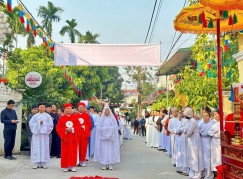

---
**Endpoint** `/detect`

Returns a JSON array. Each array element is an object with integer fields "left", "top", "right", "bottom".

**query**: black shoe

[
  {"left": 56, "top": 156, "right": 61, "bottom": 158},
  {"left": 10, "top": 156, "right": 17, "bottom": 160},
  {"left": 173, "top": 164, "right": 176, "bottom": 167},
  {"left": 50, "top": 156, "right": 54, "bottom": 158},
  {"left": 177, "top": 171, "right": 183, "bottom": 174},
  {"left": 183, "top": 173, "right": 189, "bottom": 176},
  {"left": 4, "top": 156, "right": 13, "bottom": 160}
]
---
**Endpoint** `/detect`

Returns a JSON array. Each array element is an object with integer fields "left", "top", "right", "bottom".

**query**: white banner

[{"left": 54, "top": 43, "right": 161, "bottom": 66}]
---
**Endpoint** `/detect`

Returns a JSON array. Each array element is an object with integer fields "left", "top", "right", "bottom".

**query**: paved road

[{"left": 0, "top": 135, "right": 187, "bottom": 179}]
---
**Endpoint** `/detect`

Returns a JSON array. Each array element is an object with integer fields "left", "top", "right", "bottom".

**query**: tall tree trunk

[{"left": 15, "top": 34, "right": 18, "bottom": 48}]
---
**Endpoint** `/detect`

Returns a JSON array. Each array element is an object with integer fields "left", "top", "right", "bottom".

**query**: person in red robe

[
  {"left": 56, "top": 103, "right": 79, "bottom": 172},
  {"left": 225, "top": 93, "right": 243, "bottom": 137},
  {"left": 75, "top": 102, "right": 92, "bottom": 167}
]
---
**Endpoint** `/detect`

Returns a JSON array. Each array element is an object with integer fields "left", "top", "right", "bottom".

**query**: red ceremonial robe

[
  {"left": 75, "top": 112, "right": 92, "bottom": 162},
  {"left": 56, "top": 114, "right": 79, "bottom": 168},
  {"left": 225, "top": 112, "right": 243, "bottom": 137}
]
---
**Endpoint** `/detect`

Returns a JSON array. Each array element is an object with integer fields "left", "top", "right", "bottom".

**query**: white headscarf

[
  {"left": 99, "top": 105, "right": 118, "bottom": 127},
  {"left": 94, "top": 104, "right": 120, "bottom": 164}
]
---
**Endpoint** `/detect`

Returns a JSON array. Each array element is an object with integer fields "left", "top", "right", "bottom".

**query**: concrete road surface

[{"left": 0, "top": 135, "right": 187, "bottom": 179}]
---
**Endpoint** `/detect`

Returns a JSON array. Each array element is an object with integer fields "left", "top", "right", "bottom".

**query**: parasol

[{"left": 200, "top": 0, "right": 243, "bottom": 10}]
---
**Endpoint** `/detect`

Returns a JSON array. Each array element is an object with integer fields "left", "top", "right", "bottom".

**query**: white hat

[{"left": 183, "top": 107, "right": 193, "bottom": 118}]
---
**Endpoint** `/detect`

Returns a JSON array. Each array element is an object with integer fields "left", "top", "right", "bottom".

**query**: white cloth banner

[{"left": 54, "top": 43, "right": 160, "bottom": 66}]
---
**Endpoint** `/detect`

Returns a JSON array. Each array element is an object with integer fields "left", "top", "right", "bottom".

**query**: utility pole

[{"left": 137, "top": 66, "right": 142, "bottom": 117}]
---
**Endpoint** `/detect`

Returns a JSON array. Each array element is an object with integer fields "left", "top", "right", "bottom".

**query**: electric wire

[
  {"left": 144, "top": 0, "right": 158, "bottom": 43},
  {"left": 148, "top": 0, "right": 164, "bottom": 43}
]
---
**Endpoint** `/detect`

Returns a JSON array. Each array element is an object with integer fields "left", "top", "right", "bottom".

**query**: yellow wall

[{"left": 238, "top": 34, "right": 243, "bottom": 82}]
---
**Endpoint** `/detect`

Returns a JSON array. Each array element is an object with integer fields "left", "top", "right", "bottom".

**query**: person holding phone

[{"left": 1, "top": 100, "right": 19, "bottom": 160}]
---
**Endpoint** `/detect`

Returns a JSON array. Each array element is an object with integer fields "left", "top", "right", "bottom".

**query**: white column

[
  {"left": 233, "top": 51, "right": 243, "bottom": 83},
  {"left": 0, "top": 82, "right": 23, "bottom": 155}
]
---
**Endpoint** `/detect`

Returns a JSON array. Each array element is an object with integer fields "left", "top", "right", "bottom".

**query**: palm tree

[
  {"left": 78, "top": 31, "right": 100, "bottom": 44},
  {"left": 25, "top": 19, "right": 36, "bottom": 48},
  {"left": 3, "top": 6, "right": 25, "bottom": 48},
  {"left": 37, "top": 1, "right": 63, "bottom": 38},
  {"left": 60, "top": 19, "right": 81, "bottom": 43},
  {"left": 26, "top": 33, "right": 35, "bottom": 48}
]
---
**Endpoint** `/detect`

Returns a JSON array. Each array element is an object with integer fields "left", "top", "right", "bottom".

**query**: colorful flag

[
  {"left": 33, "top": 22, "right": 37, "bottom": 37},
  {"left": 7, "top": 0, "right": 12, "bottom": 13},
  {"left": 18, "top": 4, "right": 25, "bottom": 24}
]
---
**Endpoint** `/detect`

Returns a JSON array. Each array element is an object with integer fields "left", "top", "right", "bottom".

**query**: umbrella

[
  {"left": 200, "top": 0, "right": 243, "bottom": 10},
  {"left": 174, "top": 3, "right": 243, "bottom": 132},
  {"left": 174, "top": 4, "right": 243, "bottom": 33}
]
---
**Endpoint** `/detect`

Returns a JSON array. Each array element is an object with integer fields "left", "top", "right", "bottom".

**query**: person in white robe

[
  {"left": 118, "top": 118, "right": 123, "bottom": 146},
  {"left": 168, "top": 108, "right": 180, "bottom": 165},
  {"left": 208, "top": 110, "right": 221, "bottom": 174},
  {"left": 146, "top": 111, "right": 155, "bottom": 147},
  {"left": 158, "top": 110, "right": 165, "bottom": 150},
  {"left": 176, "top": 115, "right": 190, "bottom": 176},
  {"left": 94, "top": 105, "right": 120, "bottom": 170},
  {"left": 145, "top": 116, "right": 150, "bottom": 143},
  {"left": 29, "top": 102, "right": 54, "bottom": 169},
  {"left": 175, "top": 112, "right": 183, "bottom": 173},
  {"left": 160, "top": 110, "right": 169, "bottom": 151},
  {"left": 89, "top": 106, "right": 100, "bottom": 158},
  {"left": 124, "top": 120, "right": 132, "bottom": 140},
  {"left": 165, "top": 110, "right": 173, "bottom": 156},
  {"left": 184, "top": 107, "right": 204, "bottom": 179},
  {"left": 152, "top": 111, "right": 160, "bottom": 148},
  {"left": 120, "top": 115, "right": 126, "bottom": 143},
  {"left": 199, "top": 111, "right": 214, "bottom": 179}
]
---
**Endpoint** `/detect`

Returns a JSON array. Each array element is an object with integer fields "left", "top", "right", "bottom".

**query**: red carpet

[{"left": 70, "top": 176, "right": 118, "bottom": 179}]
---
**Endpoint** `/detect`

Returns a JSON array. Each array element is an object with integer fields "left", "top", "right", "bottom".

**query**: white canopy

[{"left": 54, "top": 43, "right": 161, "bottom": 66}]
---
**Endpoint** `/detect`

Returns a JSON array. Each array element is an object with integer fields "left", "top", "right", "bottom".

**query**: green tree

[
  {"left": 0, "top": 0, "right": 4, "bottom": 7},
  {"left": 176, "top": 66, "right": 218, "bottom": 109},
  {"left": 152, "top": 33, "right": 239, "bottom": 110},
  {"left": 125, "top": 66, "right": 158, "bottom": 114},
  {"left": 60, "top": 19, "right": 81, "bottom": 43},
  {"left": 150, "top": 92, "right": 175, "bottom": 110},
  {"left": 6, "top": 45, "right": 79, "bottom": 108},
  {"left": 26, "top": 32, "right": 35, "bottom": 48},
  {"left": 26, "top": 19, "right": 36, "bottom": 48},
  {"left": 98, "top": 67, "right": 123, "bottom": 103},
  {"left": 37, "top": 1, "right": 63, "bottom": 38},
  {"left": 79, "top": 31, "right": 100, "bottom": 43}
]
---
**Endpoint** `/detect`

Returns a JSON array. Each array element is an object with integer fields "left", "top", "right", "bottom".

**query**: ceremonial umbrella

[
  {"left": 200, "top": 0, "right": 243, "bottom": 10},
  {"left": 174, "top": 3, "right": 243, "bottom": 132}
]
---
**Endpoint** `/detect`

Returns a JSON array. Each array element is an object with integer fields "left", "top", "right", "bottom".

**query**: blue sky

[{"left": 12, "top": 0, "right": 195, "bottom": 89}]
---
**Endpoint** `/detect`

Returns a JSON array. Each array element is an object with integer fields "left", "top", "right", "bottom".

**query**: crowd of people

[
  {"left": 144, "top": 106, "right": 221, "bottom": 179},
  {"left": 3, "top": 98, "right": 240, "bottom": 178},
  {"left": 1, "top": 100, "right": 121, "bottom": 172}
]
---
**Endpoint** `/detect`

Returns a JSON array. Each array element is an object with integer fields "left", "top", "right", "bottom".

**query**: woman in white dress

[
  {"left": 208, "top": 110, "right": 221, "bottom": 176},
  {"left": 145, "top": 113, "right": 150, "bottom": 143},
  {"left": 157, "top": 111, "right": 164, "bottom": 150},
  {"left": 152, "top": 111, "right": 160, "bottom": 148},
  {"left": 124, "top": 120, "right": 132, "bottom": 140},
  {"left": 199, "top": 111, "right": 214, "bottom": 179},
  {"left": 184, "top": 107, "right": 204, "bottom": 179},
  {"left": 94, "top": 105, "right": 120, "bottom": 170},
  {"left": 160, "top": 110, "right": 169, "bottom": 151},
  {"left": 147, "top": 111, "right": 155, "bottom": 147}
]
